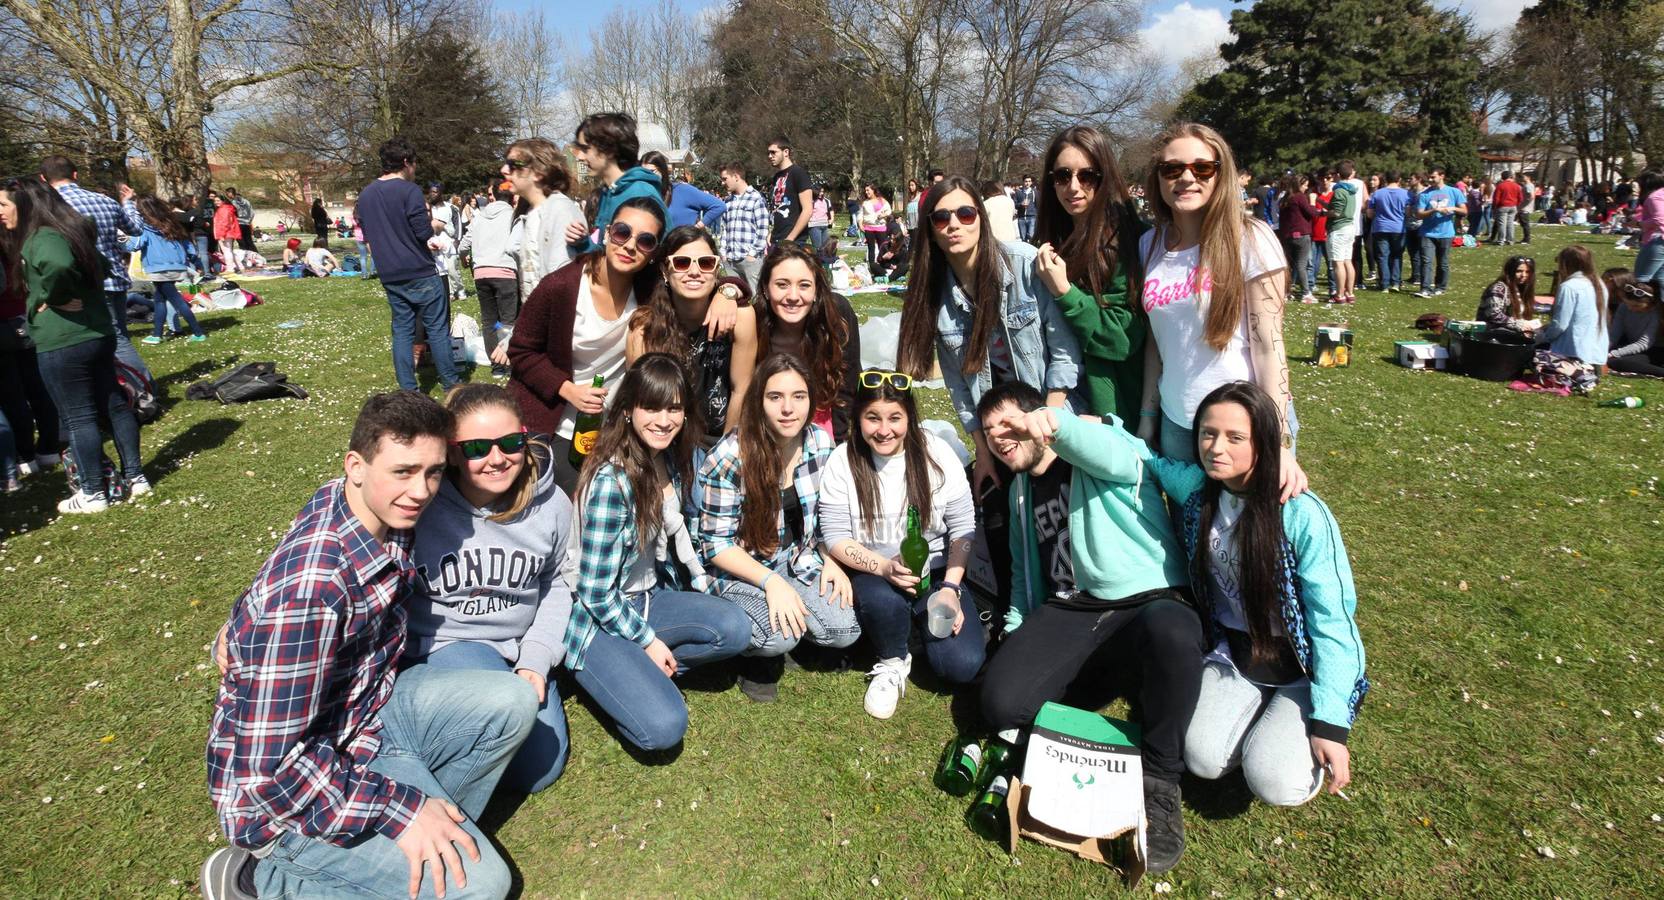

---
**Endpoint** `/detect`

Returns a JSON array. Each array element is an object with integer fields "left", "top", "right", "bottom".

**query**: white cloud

[
  {"left": 1139, "top": 2, "right": 1232, "bottom": 63},
  {"left": 1444, "top": 0, "right": 1530, "bottom": 33}
]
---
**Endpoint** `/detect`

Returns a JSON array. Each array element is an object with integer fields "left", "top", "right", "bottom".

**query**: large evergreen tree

[{"left": 1177, "top": 0, "right": 1481, "bottom": 176}]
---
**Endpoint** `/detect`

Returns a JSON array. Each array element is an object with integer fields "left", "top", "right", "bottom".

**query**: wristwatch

[
  {"left": 940, "top": 581, "right": 963, "bottom": 595},
  {"left": 720, "top": 284, "right": 741, "bottom": 302}
]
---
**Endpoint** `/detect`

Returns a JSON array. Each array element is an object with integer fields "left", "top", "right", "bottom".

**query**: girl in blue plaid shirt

[
  {"left": 561, "top": 353, "right": 751, "bottom": 751},
  {"left": 699, "top": 353, "right": 861, "bottom": 702}
]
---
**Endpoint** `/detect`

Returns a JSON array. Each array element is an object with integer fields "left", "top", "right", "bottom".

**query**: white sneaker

[
  {"left": 57, "top": 491, "right": 109, "bottom": 514},
  {"left": 18, "top": 460, "right": 38, "bottom": 476},
  {"left": 128, "top": 476, "right": 153, "bottom": 498},
  {"left": 863, "top": 654, "right": 911, "bottom": 719}
]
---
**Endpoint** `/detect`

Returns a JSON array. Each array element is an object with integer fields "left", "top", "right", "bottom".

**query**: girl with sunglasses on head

[
  {"left": 699, "top": 354, "right": 861, "bottom": 702},
  {"left": 819, "top": 369, "right": 984, "bottom": 719},
  {"left": 1603, "top": 268, "right": 1664, "bottom": 378},
  {"left": 1477, "top": 256, "right": 1541, "bottom": 336},
  {"left": 1137, "top": 122, "right": 1307, "bottom": 503},
  {"left": 562, "top": 353, "right": 754, "bottom": 754},
  {"left": 404, "top": 384, "right": 577, "bottom": 795},
  {"left": 1033, "top": 125, "right": 1149, "bottom": 425},
  {"left": 500, "top": 138, "right": 587, "bottom": 303},
  {"left": 627, "top": 225, "right": 758, "bottom": 448},
  {"left": 753, "top": 241, "right": 861, "bottom": 443},
  {"left": 897, "top": 174, "right": 1081, "bottom": 503}
]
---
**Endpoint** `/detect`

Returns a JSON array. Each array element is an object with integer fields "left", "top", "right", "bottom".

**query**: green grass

[{"left": 2, "top": 224, "right": 1662, "bottom": 897}]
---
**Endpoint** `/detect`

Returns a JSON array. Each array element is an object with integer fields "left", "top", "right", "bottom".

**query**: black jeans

[
  {"left": 35, "top": 336, "right": 143, "bottom": 493},
  {"left": 1609, "top": 347, "right": 1664, "bottom": 379},
  {"left": 0, "top": 342, "right": 62, "bottom": 459},
  {"left": 981, "top": 593, "right": 1205, "bottom": 780},
  {"left": 474, "top": 277, "right": 519, "bottom": 354}
]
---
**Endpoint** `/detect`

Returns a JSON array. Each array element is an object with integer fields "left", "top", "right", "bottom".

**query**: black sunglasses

[
  {"left": 502, "top": 158, "right": 528, "bottom": 171},
  {"left": 1156, "top": 160, "right": 1221, "bottom": 182},
  {"left": 607, "top": 221, "right": 659, "bottom": 254},
  {"left": 929, "top": 205, "right": 979, "bottom": 228},
  {"left": 1051, "top": 167, "right": 1102, "bottom": 188},
  {"left": 453, "top": 430, "right": 529, "bottom": 460},
  {"left": 669, "top": 254, "right": 719, "bottom": 273}
]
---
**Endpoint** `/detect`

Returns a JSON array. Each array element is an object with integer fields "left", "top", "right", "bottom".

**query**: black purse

[{"left": 0, "top": 316, "right": 32, "bottom": 352}]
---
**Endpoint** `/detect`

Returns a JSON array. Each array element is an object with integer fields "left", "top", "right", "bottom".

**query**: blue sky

[{"left": 515, "top": 0, "right": 1532, "bottom": 63}]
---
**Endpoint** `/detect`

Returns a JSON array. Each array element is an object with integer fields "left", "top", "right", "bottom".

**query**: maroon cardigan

[{"left": 507, "top": 259, "right": 657, "bottom": 437}]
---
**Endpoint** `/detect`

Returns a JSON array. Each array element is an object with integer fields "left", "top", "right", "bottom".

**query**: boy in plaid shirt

[{"left": 202, "top": 392, "right": 537, "bottom": 900}]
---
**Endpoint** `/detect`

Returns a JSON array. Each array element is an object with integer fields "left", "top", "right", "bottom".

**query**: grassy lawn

[{"left": 1, "top": 223, "right": 1661, "bottom": 897}]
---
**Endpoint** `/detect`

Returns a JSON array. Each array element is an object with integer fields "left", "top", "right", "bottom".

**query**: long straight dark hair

[
  {"left": 136, "top": 195, "right": 189, "bottom": 243},
  {"left": 1034, "top": 125, "right": 1144, "bottom": 307},
  {"left": 897, "top": 175, "right": 1007, "bottom": 379},
  {"left": 735, "top": 353, "right": 812, "bottom": 557},
  {"left": 1492, "top": 256, "right": 1535, "bottom": 320},
  {"left": 577, "top": 353, "right": 702, "bottom": 546},
  {"left": 1190, "top": 381, "right": 1287, "bottom": 668},
  {"left": 753, "top": 242, "right": 849, "bottom": 416},
  {"left": 2, "top": 179, "right": 102, "bottom": 282},
  {"left": 848, "top": 377, "right": 939, "bottom": 534},
  {"left": 640, "top": 150, "right": 675, "bottom": 208}
]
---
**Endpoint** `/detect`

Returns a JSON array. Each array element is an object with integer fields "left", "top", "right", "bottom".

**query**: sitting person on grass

[
  {"left": 1604, "top": 268, "right": 1664, "bottom": 378},
  {"left": 404, "top": 384, "right": 577, "bottom": 796},
  {"left": 975, "top": 380, "right": 1204, "bottom": 876},
  {"left": 281, "top": 237, "right": 303, "bottom": 268},
  {"left": 304, "top": 237, "right": 339, "bottom": 277},
  {"left": 204, "top": 391, "right": 536, "bottom": 900},
  {"left": 1538, "top": 245, "right": 1609, "bottom": 374},
  {"left": 1476, "top": 255, "right": 1540, "bottom": 336}
]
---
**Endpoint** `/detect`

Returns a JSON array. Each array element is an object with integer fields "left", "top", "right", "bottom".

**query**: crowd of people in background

[{"left": 0, "top": 103, "right": 1654, "bottom": 900}]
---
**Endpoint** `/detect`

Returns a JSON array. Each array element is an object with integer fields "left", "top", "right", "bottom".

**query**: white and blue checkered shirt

[
  {"left": 56, "top": 182, "right": 142, "bottom": 293},
  {"left": 719, "top": 186, "right": 769, "bottom": 261}
]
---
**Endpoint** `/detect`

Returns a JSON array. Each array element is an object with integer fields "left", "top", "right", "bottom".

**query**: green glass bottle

[
  {"left": 568, "top": 374, "right": 606, "bottom": 468},
  {"left": 900, "top": 504, "right": 931, "bottom": 596},
  {"left": 966, "top": 774, "right": 1011, "bottom": 841},
  {"left": 976, "top": 729, "right": 1020, "bottom": 792},
  {"left": 934, "top": 734, "right": 982, "bottom": 797},
  {"left": 1597, "top": 396, "right": 1644, "bottom": 408}
]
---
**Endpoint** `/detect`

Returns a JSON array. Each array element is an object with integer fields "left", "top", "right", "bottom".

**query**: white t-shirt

[
  {"left": 1140, "top": 219, "right": 1286, "bottom": 426},
  {"left": 817, "top": 431, "right": 975, "bottom": 571},
  {"left": 304, "top": 247, "right": 332, "bottom": 270},
  {"left": 556, "top": 273, "right": 637, "bottom": 439}
]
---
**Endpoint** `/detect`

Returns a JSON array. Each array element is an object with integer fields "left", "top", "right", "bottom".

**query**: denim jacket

[{"left": 935, "top": 240, "right": 1081, "bottom": 432}]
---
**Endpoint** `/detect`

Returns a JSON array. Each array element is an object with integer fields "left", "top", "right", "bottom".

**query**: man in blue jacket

[{"left": 357, "top": 138, "right": 458, "bottom": 392}]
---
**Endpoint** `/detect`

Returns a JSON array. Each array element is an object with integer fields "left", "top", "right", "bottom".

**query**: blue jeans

[
  {"left": 808, "top": 225, "right": 831, "bottom": 254},
  {"left": 383, "top": 275, "right": 458, "bottom": 391},
  {"left": 0, "top": 406, "right": 17, "bottom": 481},
  {"left": 572, "top": 590, "right": 751, "bottom": 752},
  {"left": 1406, "top": 229, "right": 1422, "bottom": 285},
  {"left": 1161, "top": 400, "right": 1299, "bottom": 464},
  {"left": 1307, "top": 240, "right": 1330, "bottom": 287},
  {"left": 1634, "top": 236, "right": 1664, "bottom": 297},
  {"left": 1419, "top": 235, "right": 1452, "bottom": 292},
  {"left": 193, "top": 236, "right": 212, "bottom": 273},
  {"left": 418, "top": 641, "right": 569, "bottom": 794},
  {"left": 851, "top": 571, "right": 985, "bottom": 683},
  {"left": 103, "top": 290, "right": 152, "bottom": 382},
  {"left": 356, "top": 240, "right": 376, "bottom": 275},
  {"left": 36, "top": 336, "right": 143, "bottom": 493},
  {"left": 253, "top": 665, "right": 537, "bottom": 899},
  {"left": 1372, "top": 231, "right": 1404, "bottom": 288},
  {"left": 1018, "top": 216, "right": 1036, "bottom": 242},
  {"left": 151, "top": 282, "right": 204, "bottom": 338}
]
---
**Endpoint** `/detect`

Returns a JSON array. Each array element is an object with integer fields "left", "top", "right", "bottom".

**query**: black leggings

[
  {"left": 1608, "top": 347, "right": 1664, "bottom": 379},
  {"left": 981, "top": 594, "right": 1205, "bottom": 780}
]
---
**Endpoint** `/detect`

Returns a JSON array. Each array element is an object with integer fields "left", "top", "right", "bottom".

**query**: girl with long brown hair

[
  {"left": 1476, "top": 255, "right": 1540, "bottom": 334},
  {"left": 561, "top": 354, "right": 752, "bottom": 754},
  {"left": 819, "top": 370, "right": 983, "bottom": 720},
  {"left": 698, "top": 353, "right": 859, "bottom": 702},
  {"left": 752, "top": 241, "right": 861, "bottom": 442},
  {"left": 1033, "top": 124, "right": 1148, "bottom": 423},
  {"left": 895, "top": 174, "right": 1080, "bottom": 500},
  {"left": 1539, "top": 244, "right": 1609, "bottom": 371},
  {"left": 626, "top": 225, "right": 757, "bottom": 447},
  {"left": 501, "top": 136, "right": 586, "bottom": 298},
  {"left": 1136, "top": 122, "right": 1307, "bottom": 501},
  {"left": 121, "top": 195, "right": 207, "bottom": 344}
]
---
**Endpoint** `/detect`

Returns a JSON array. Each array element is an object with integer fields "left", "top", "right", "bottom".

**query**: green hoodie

[
  {"left": 1005, "top": 408, "right": 1189, "bottom": 631},
  {"left": 568, "top": 165, "right": 669, "bottom": 255}
]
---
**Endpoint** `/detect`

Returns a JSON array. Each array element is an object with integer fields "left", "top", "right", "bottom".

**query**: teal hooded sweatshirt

[
  {"left": 569, "top": 165, "right": 669, "bottom": 254},
  {"left": 1005, "top": 408, "right": 1189, "bottom": 631}
]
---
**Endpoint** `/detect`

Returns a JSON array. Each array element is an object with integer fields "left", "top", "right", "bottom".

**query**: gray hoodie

[
  {"left": 457, "top": 199, "right": 519, "bottom": 272},
  {"left": 406, "top": 444, "right": 575, "bottom": 677}
]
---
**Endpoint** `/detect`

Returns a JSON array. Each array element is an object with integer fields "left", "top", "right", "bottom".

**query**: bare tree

[
  {"left": 489, "top": 7, "right": 566, "bottom": 138},
  {"left": 0, "top": 0, "right": 308, "bottom": 196},
  {"left": 563, "top": 0, "right": 711, "bottom": 147}
]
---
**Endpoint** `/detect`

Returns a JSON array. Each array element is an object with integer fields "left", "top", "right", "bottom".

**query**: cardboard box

[
  {"left": 1442, "top": 319, "right": 1486, "bottom": 348},
  {"left": 1313, "top": 324, "right": 1353, "bottom": 368},
  {"left": 1395, "top": 340, "right": 1448, "bottom": 370},
  {"left": 1004, "top": 703, "right": 1147, "bottom": 887}
]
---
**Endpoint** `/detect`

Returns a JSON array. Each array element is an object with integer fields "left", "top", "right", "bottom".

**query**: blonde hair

[
  {"left": 442, "top": 383, "right": 542, "bottom": 524},
  {"left": 1143, "top": 122, "right": 1251, "bottom": 351}
]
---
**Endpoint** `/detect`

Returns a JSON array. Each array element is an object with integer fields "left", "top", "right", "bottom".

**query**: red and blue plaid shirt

[{"left": 206, "top": 478, "right": 425, "bottom": 849}]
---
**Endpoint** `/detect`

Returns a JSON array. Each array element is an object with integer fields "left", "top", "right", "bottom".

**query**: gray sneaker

[{"left": 200, "top": 846, "right": 258, "bottom": 900}]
